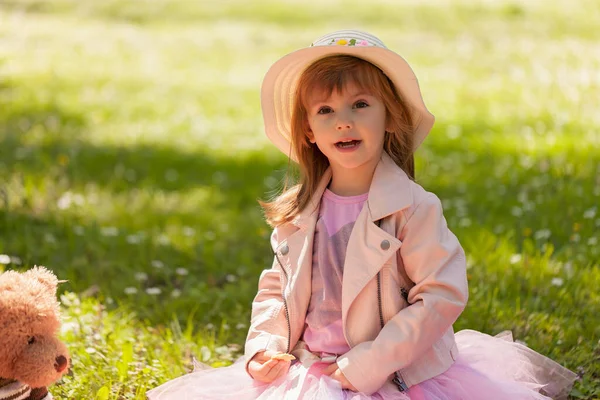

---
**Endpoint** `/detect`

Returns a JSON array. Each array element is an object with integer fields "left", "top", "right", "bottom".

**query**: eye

[
  {"left": 354, "top": 101, "right": 369, "bottom": 109},
  {"left": 317, "top": 106, "right": 333, "bottom": 115},
  {"left": 28, "top": 336, "right": 35, "bottom": 345}
]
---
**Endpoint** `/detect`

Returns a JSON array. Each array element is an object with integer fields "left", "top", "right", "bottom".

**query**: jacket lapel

[
  {"left": 341, "top": 152, "right": 414, "bottom": 337},
  {"left": 340, "top": 205, "right": 402, "bottom": 333},
  {"left": 278, "top": 169, "right": 332, "bottom": 343}
]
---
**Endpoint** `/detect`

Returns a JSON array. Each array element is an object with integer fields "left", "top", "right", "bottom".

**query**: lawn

[{"left": 0, "top": 0, "right": 599, "bottom": 398}]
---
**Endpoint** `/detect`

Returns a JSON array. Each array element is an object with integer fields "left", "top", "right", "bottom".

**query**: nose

[
  {"left": 54, "top": 355, "right": 68, "bottom": 373},
  {"left": 335, "top": 111, "right": 353, "bottom": 131}
]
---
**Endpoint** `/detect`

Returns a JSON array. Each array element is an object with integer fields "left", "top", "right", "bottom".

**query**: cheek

[
  {"left": 307, "top": 117, "right": 319, "bottom": 133},
  {"left": 308, "top": 116, "right": 335, "bottom": 133}
]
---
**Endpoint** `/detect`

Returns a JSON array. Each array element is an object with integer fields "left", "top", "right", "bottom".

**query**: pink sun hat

[{"left": 260, "top": 29, "right": 435, "bottom": 161}]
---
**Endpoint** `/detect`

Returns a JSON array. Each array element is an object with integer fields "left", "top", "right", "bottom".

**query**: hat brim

[{"left": 261, "top": 45, "right": 435, "bottom": 161}]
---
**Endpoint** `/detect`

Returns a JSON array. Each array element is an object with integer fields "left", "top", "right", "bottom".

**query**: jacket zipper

[
  {"left": 274, "top": 250, "right": 292, "bottom": 354},
  {"left": 376, "top": 219, "right": 409, "bottom": 392},
  {"left": 377, "top": 271, "right": 409, "bottom": 392}
]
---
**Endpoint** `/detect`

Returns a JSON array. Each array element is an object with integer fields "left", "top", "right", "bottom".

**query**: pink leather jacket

[{"left": 245, "top": 152, "right": 469, "bottom": 395}]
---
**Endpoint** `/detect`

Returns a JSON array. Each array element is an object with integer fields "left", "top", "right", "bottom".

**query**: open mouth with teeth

[{"left": 335, "top": 140, "right": 361, "bottom": 149}]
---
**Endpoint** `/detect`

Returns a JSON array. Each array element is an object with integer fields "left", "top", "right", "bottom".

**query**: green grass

[{"left": 0, "top": 0, "right": 599, "bottom": 398}]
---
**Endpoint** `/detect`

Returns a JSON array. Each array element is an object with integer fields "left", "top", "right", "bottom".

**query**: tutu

[{"left": 147, "top": 330, "right": 577, "bottom": 400}]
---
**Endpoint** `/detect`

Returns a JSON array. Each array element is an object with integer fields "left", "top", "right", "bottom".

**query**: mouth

[{"left": 335, "top": 139, "right": 361, "bottom": 149}]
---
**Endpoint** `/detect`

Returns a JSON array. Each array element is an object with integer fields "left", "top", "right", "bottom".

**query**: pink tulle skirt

[{"left": 147, "top": 330, "right": 577, "bottom": 400}]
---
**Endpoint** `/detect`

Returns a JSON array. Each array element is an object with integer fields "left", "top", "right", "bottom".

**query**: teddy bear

[{"left": 0, "top": 266, "right": 70, "bottom": 400}]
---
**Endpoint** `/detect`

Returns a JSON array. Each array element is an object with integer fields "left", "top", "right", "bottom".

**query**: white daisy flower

[
  {"left": 127, "top": 235, "right": 142, "bottom": 244},
  {"left": 551, "top": 277, "right": 564, "bottom": 287},
  {"left": 124, "top": 287, "right": 138, "bottom": 295},
  {"left": 583, "top": 208, "right": 596, "bottom": 219},
  {"left": 157, "top": 234, "right": 170, "bottom": 245},
  {"left": 146, "top": 287, "right": 162, "bottom": 295},
  {"left": 459, "top": 218, "right": 471, "bottom": 227},
  {"left": 183, "top": 227, "right": 196, "bottom": 237},
  {"left": 510, "top": 254, "right": 522, "bottom": 264},
  {"left": 534, "top": 229, "right": 552, "bottom": 240},
  {"left": 134, "top": 272, "right": 148, "bottom": 281},
  {"left": 101, "top": 227, "right": 119, "bottom": 237}
]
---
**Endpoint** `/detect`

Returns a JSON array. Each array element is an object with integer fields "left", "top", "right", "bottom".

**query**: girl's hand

[
  {"left": 248, "top": 350, "right": 291, "bottom": 383},
  {"left": 322, "top": 363, "right": 358, "bottom": 392}
]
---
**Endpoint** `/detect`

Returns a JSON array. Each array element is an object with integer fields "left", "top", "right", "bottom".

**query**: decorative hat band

[{"left": 310, "top": 30, "right": 387, "bottom": 49}]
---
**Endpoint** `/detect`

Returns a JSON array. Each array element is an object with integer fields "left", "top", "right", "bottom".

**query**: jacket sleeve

[
  {"left": 243, "top": 227, "right": 289, "bottom": 377},
  {"left": 337, "top": 193, "right": 469, "bottom": 394}
]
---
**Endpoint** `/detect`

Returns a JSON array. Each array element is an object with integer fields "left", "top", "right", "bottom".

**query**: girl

[{"left": 147, "top": 30, "right": 577, "bottom": 400}]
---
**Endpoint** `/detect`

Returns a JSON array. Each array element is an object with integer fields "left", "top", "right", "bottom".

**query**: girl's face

[{"left": 305, "top": 82, "right": 387, "bottom": 175}]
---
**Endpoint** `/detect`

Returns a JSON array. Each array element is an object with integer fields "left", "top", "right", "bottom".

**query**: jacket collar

[
  {"left": 367, "top": 151, "right": 414, "bottom": 221},
  {"left": 292, "top": 152, "right": 413, "bottom": 229}
]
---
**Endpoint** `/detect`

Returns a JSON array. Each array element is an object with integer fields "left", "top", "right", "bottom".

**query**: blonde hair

[{"left": 259, "top": 55, "right": 415, "bottom": 227}]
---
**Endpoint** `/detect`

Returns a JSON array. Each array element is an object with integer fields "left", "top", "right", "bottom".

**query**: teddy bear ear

[{"left": 24, "top": 266, "right": 64, "bottom": 292}]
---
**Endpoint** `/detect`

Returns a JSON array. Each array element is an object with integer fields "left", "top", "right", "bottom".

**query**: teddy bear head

[{"left": 0, "top": 266, "right": 70, "bottom": 388}]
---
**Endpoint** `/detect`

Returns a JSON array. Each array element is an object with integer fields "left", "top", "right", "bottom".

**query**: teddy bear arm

[
  {"left": 0, "top": 380, "right": 50, "bottom": 400},
  {"left": 29, "top": 386, "right": 52, "bottom": 400}
]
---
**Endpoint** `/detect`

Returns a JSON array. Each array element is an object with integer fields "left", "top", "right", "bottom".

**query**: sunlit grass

[{"left": 0, "top": 0, "right": 599, "bottom": 398}]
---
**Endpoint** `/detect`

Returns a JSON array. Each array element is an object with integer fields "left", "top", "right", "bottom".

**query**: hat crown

[{"left": 311, "top": 30, "right": 387, "bottom": 49}]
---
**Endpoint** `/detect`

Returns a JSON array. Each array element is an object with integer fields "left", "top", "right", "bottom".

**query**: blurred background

[{"left": 0, "top": 0, "right": 599, "bottom": 398}]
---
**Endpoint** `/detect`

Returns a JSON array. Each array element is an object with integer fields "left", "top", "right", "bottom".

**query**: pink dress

[{"left": 147, "top": 190, "right": 577, "bottom": 400}]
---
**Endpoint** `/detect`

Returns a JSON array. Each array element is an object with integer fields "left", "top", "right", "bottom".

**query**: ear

[
  {"left": 25, "top": 266, "right": 60, "bottom": 292},
  {"left": 385, "top": 121, "right": 394, "bottom": 134},
  {"left": 385, "top": 113, "right": 396, "bottom": 133},
  {"left": 304, "top": 120, "right": 316, "bottom": 143}
]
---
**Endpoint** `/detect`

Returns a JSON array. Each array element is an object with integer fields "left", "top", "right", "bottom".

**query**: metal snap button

[
  {"left": 280, "top": 244, "right": 289, "bottom": 255},
  {"left": 380, "top": 240, "right": 390, "bottom": 250}
]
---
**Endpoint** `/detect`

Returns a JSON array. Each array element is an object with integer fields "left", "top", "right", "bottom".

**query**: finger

[
  {"left": 250, "top": 351, "right": 268, "bottom": 364},
  {"left": 322, "top": 363, "right": 338, "bottom": 376},
  {"left": 252, "top": 350, "right": 281, "bottom": 363},
  {"left": 334, "top": 370, "right": 356, "bottom": 391},
  {"left": 251, "top": 359, "right": 278, "bottom": 381},
  {"left": 278, "top": 359, "right": 291, "bottom": 376},
  {"left": 262, "top": 350, "right": 283, "bottom": 359},
  {"left": 248, "top": 359, "right": 266, "bottom": 375},
  {"left": 331, "top": 371, "right": 343, "bottom": 383},
  {"left": 260, "top": 358, "right": 280, "bottom": 374},
  {"left": 263, "top": 360, "right": 285, "bottom": 381},
  {"left": 330, "top": 370, "right": 347, "bottom": 386}
]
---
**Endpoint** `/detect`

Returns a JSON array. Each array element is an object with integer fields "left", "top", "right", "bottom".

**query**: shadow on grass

[
  {"left": 0, "top": 87, "right": 289, "bottom": 202},
  {"left": 0, "top": 90, "right": 284, "bottom": 340},
  {"left": 0, "top": 207, "right": 267, "bottom": 344},
  {"left": 1, "top": 93, "right": 598, "bottom": 256},
  {"left": 414, "top": 119, "right": 599, "bottom": 256}
]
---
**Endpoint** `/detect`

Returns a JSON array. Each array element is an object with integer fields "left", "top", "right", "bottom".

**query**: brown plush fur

[{"left": 0, "top": 266, "right": 69, "bottom": 389}]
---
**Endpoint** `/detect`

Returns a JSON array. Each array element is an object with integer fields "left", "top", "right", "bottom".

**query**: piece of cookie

[{"left": 272, "top": 353, "right": 296, "bottom": 361}]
